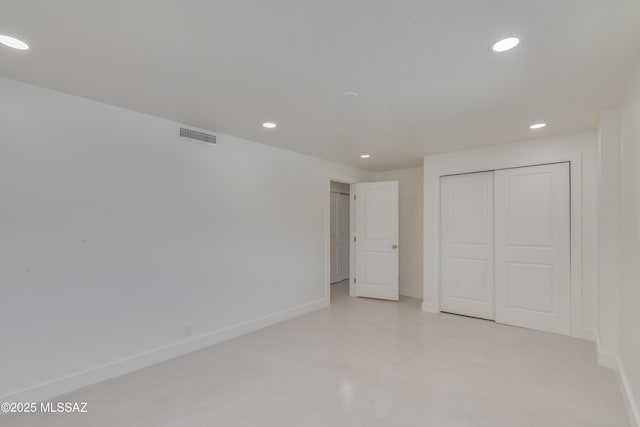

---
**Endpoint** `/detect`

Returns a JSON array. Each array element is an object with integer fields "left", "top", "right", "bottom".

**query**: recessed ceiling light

[
  {"left": 0, "top": 35, "right": 29, "bottom": 50},
  {"left": 360, "top": 154, "right": 371, "bottom": 159},
  {"left": 529, "top": 123, "right": 546, "bottom": 129},
  {"left": 491, "top": 37, "right": 519, "bottom": 53},
  {"left": 262, "top": 122, "right": 277, "bottom": 129}
]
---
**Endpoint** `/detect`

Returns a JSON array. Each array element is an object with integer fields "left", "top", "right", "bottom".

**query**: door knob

[{"left": 392, "top": 244, "right": 398, "bottom": 249}]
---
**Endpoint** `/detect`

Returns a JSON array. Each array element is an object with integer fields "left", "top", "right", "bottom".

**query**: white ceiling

[{"left": 2, "top": 1, "right": 640, "bottom": 171}]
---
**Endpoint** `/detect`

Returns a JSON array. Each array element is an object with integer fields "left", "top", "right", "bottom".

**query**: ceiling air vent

[{"left": 177, "top": 125, "right": 217, "bottom": 146}]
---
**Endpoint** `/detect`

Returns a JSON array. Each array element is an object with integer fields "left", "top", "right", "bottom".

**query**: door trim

[{"left": 424, "top": 148, "right": 585, "bottom": 338}]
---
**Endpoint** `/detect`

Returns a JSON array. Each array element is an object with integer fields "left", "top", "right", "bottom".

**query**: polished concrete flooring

[{"left": 4, "top": 281, "right": 628, "bottom": 426}]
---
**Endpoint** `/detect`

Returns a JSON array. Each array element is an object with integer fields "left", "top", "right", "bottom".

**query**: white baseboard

[
  {"left": 1, "top": 298, "right": 329, "bottom": 404},
  {"left": 399, "top": 288, "right": 423, "bottom": 299},
  {"left": 617, "top": 357, "right": 640, "bottom": 427},
  {"left": 594, "top": 329, "right": 639, "bottom": 426},
  {"left": 594, "top": 329, "right": 618, "bottom": 370},
  {"left": 421, "top": 301, "right": 438, "bottom": 313},
  {"left": 580, "top": 327, "right": 597, "bottom": 342}
]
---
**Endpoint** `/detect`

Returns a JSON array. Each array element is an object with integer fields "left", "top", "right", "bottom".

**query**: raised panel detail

[
  {"left": 506, "top": 262, "right": 554, "bottom": 313},
  {"left": 364, "top": 188, "right": 391, "bottom": 240},
  {"left": 448, "top": 258, "right": 490, "bottom": 302},
  {"left": 507, "top": 173, "right": 553, "bottom": 248},
  {"left": 363, "top": 252, "right": 393, "bottom": 285},
  {"left": 452, "top": 177, "right": 490, "bottom": 245}
]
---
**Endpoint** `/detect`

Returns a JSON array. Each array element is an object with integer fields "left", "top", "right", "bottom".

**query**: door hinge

[
  {"left": 354, "top": 278, "right": 356, "bottom": 284},
  {"left": 353, "top": 236, "right": 356, "bottom": 242},
  {"left": 354, "top": 194, "right": 356, "bottom": 200}
]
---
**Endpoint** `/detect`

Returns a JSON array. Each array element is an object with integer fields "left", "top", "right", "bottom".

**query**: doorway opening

[
  {"left": 328, "top": 179, "right": 400, "bottom": 303},
  {"left": 329, "top": 181, "right": 351, "bottom": 303}
]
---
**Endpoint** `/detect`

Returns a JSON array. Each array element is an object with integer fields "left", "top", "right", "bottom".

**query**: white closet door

[
  {"left": 330, "top": 192, "right": 340, "bottom": 283},
  {"left": 440, "top": 172, "right": 495, "bottom": 320},
  {"left": 494, "top": 163, "right": 570, "bottom": 335},
  {"left": 338, "top": 193, "right": 350, "bottom": 281}
]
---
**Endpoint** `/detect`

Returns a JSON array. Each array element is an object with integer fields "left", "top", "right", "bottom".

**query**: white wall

[
  {"left": 596, "top": 109, "right": 621, "bottom": 365},
  {"left": 374, "top": 167, "right": 423, "bottom": 298},
  {"left": 595, "top": 58, "right": 640, "bottom": 426},
  {"left": 422, "top": 133, "right": 599, "bottom": 339},
  {"left": 0, "top": 77, "right": 373, "bottom": 402},
  {"left": 617, "top": 57, "right": 640, "bottom": 424}
]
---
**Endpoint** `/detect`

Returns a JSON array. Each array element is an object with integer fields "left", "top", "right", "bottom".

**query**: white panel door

[
  {"left": 440, "top": 172, "right": 495, "bottom": 320},
  {"left": 338, "top": 193, "right": 350, "bottom": 281},
  {"left": 330, "top": 192, "right": 340, "bottom": 283},
  {"left": 494, "top": 163, "right": 571, "bottom": 335},
  {"left": 355, "top": 181, "right": 399, "bottom": 301}
]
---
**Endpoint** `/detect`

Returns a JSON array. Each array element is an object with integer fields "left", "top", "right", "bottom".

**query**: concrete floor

[{"left": 3, "top": 281, "right": 628, "bottom": 426}]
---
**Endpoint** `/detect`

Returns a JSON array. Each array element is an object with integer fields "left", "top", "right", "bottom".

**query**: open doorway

[
  {"left": 327, "top": 179, "right": 400, "bottom": 303},
  {"left": 330, "top": 181, "right": 351, "bottom": 302}
]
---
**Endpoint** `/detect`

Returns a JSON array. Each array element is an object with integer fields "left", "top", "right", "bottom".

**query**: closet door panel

[
  {"left": 440, "top": 172, "right": 495, "bottom": 320},
  {"left": 338, "top": 193, "right": 350, "bottom": 281},
  {"left": 330, "top": 192, "right": 340, "bottom": 283},
  {"left": 494, "top": 163, "right": 570, "bottom": 335}
]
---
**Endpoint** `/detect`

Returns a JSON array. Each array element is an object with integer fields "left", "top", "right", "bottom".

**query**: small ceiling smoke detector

[
  {"left": 491, "top": 37, "right": 519, "bottom": 53},
  {"left": 360, "top": 154, "right": 371, "bottom": 159},
  {"left": 340, "top": 92, "right": 358, "bottom": 101},
  {"left": 262, "top": 122, "right": 277, "bottom": 129},
  {"left": 0, "top": 35, "right": 29, "bottom": 50},
  {"left": 529, "top": 123, "right": 546, "bottom": 129}
]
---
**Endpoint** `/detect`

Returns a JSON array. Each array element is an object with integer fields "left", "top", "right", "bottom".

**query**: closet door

[
  {"left": 330, "top": 192, "right": 340, "bottom": 283},
  {"left": 338, "top": 193, "right": 350, "bottom": 281},
  {"left": 440, "top": 172, "right": 495, "bottom": 320},
  {"left": 494, "top": 163, "right": 570, "bottom": 335}
]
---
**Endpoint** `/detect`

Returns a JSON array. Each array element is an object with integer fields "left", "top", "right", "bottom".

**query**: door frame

[{"left": 424, "top": 147, "right": 585, "bottom": 338}]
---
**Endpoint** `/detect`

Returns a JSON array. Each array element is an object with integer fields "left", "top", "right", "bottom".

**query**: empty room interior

[{"left": 2, "top": 1, "right": 640, "bottom": 426}]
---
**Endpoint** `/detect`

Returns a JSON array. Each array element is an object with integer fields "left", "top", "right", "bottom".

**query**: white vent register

[{"left": 177, "top": 125, "right": 217, "bottom": 146}]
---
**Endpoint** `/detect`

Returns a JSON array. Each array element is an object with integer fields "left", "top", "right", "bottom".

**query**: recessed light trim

[
  {"left": 0, "top": 35, "right": 29, "bottom": 50},
  {"left": 529, "top": 123, "right": 546, "bottom": 129},
  {"left": 491, "top": 37, "right": 519, "bottom": 53},
  {"left": 262, "top": 122, "right": 277, "bottom": 129},
  {"left": 360, "top": 154, "right": 371, "bottom": 159}
]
